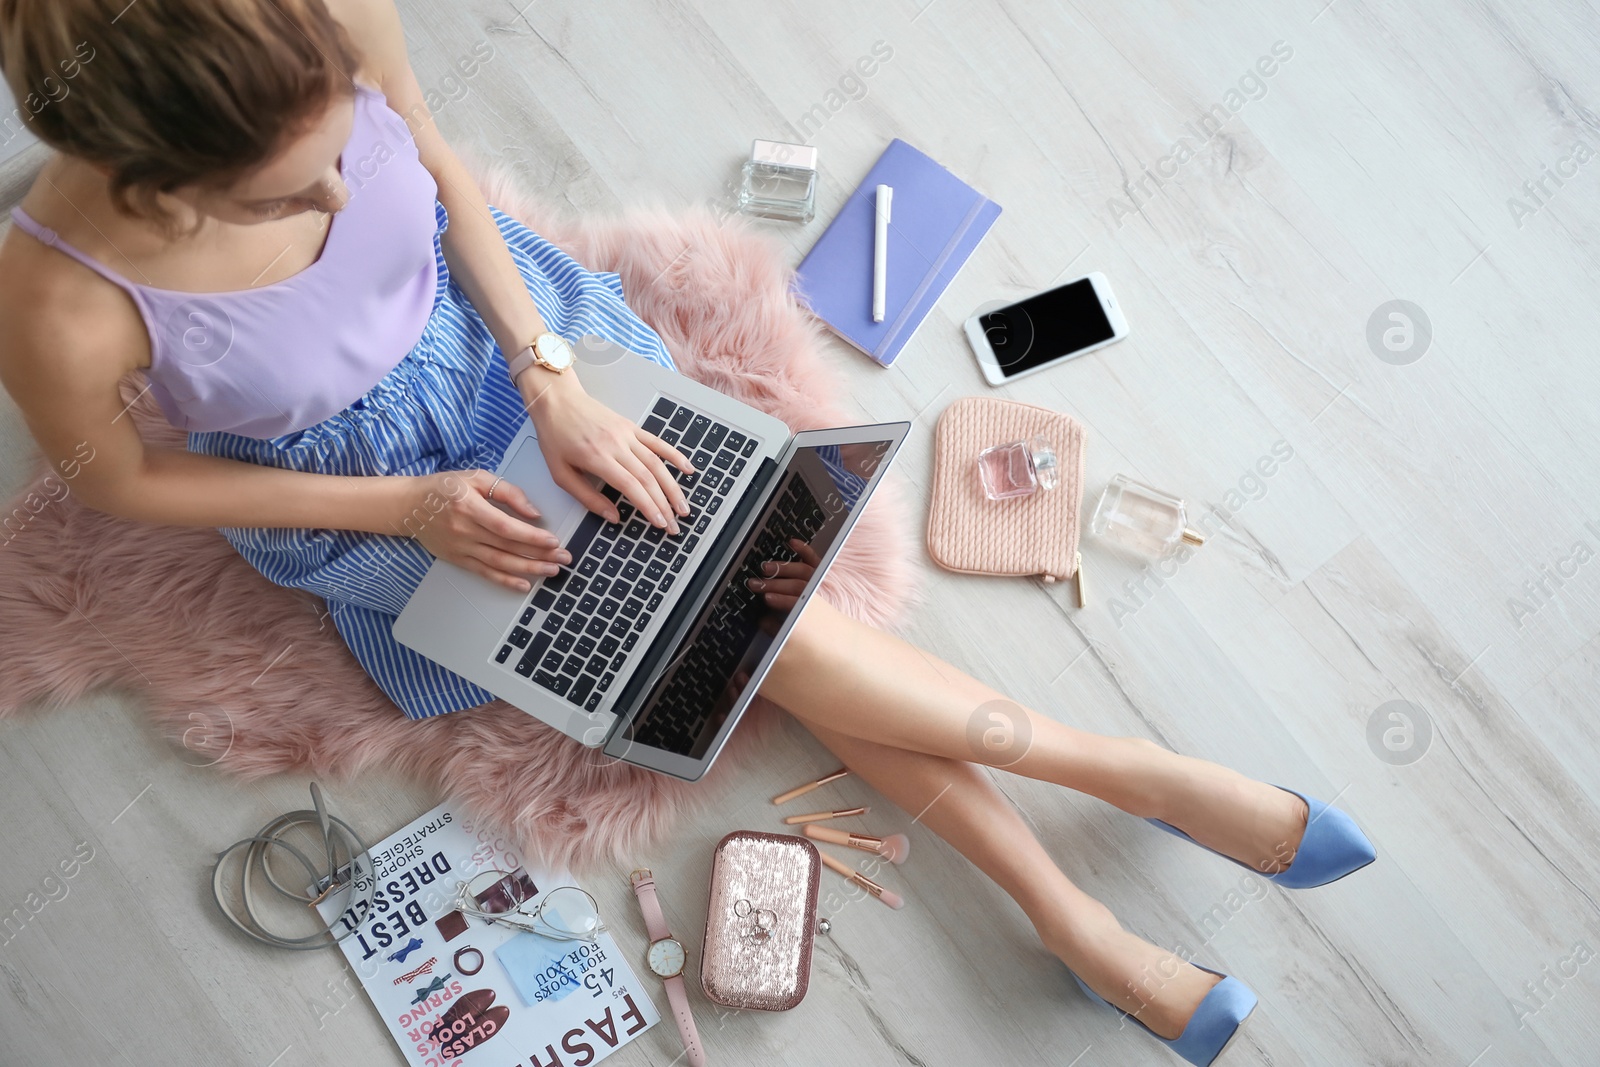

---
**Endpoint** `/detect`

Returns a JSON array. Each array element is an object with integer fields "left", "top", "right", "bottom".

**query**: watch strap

[
  {"left": 506, "top": 344, "right": 538, "bottom": 381},
  {"left": 632, "top": 873, "right": 670, "bottom": 941},
  {"left": 631, "top": 871, "right": 703, "bottom": 1066},
  {"left": 663, "top": 974, "right": 705, "bottom": 1067}
]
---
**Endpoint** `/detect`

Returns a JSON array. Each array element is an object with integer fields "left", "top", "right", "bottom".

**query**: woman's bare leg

[
  {"left": 763, "top": 598, "right": 1307, "bottom": 875},
  {"left": 792, "top": 715, "right": 1219, "bottom": 1039}
]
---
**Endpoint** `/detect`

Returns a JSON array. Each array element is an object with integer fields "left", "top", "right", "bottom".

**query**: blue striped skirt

[{"left": 188, "top": 204, "right": 676, "bottom": 719}]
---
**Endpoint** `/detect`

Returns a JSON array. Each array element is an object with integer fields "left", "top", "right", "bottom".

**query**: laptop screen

[{"left": 616, "top": 438, "right": 894, "bottom": 759}]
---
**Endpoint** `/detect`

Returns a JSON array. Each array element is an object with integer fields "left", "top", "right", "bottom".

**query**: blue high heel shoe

[
  {"left": 1149, "top": 786, "right": 1375, "bottom": 889},
  {"left": 1070, "top": 965, "right": 1256, "bottom": 1066}
]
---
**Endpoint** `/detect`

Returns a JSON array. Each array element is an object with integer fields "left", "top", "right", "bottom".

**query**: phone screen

[{"left": 978, "top": 278, "right": 1115, "bottom": 378}]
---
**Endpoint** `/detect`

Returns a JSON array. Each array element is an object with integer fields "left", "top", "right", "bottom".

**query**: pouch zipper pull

[{"left": 1073, "top": 551, "right": 1086, "bottom": 609}]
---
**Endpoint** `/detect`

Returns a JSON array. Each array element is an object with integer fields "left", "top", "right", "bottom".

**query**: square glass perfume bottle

[
  {"left": 977, "top": 436, "right": 1059, "bottom": 500},
  {"left": 1088, "top": 473, "right": 1206, "bottom": 557},
  {"left": 737, "top": 139, "right": 818, "bottom": 223}
]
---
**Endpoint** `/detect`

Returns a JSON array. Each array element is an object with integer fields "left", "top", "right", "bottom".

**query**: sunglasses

[{"left": 451, "top": 868, "right": 605, "bottom": 943}]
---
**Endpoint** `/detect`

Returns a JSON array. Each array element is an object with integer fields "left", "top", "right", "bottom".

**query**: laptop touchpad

[{"left": 496, "top": 435, "right": 581, "bottom": 535}]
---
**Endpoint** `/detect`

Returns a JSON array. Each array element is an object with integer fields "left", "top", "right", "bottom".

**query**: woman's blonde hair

[{"left": 0, "top": 0, "right": 360, "bottom": 216}]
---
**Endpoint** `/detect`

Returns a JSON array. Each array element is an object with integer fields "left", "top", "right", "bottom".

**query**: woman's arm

[
  {"left": 0, "top": 284, "right": 390, "bottom": 531},
  {"left": 347, "top": 0, "right": 692, "bottom": 533},
  {"left": 0, "top": 282, "right": 565, "bottom": 592}
]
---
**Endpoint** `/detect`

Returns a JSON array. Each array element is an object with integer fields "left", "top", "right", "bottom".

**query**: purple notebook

[{"left": 794, "top": 139, "right": 1001, "bottom": 367}]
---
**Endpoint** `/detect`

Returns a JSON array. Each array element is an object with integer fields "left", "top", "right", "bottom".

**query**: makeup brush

[
  {"left": 802, "top": 824, "right": 910, "bottom": 865},
  {"left": 771, "top": 767, "right": 850, "bottom": 805},
  {"left": 782, "top": 806, "right": 869, "bottom": 826},
  {"left": 818, "top": 851, "right": 904, "bottom": 910}
]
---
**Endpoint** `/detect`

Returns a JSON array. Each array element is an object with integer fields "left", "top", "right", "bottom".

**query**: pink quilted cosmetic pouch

[{"left": 927, "top": 397, "right": 1087, "bottom": 596}]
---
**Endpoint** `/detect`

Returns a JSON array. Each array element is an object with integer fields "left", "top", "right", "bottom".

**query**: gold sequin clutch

[{"left": 699, "top": 830, "right": 821, "bottom": 1011}]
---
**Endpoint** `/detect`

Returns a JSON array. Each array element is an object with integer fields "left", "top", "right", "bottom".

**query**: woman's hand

[
  {"left": 526, "top": 380, "right": 693, "bottom": 532},
  {"left": 747, "top": 538, "right": 822, "bottom": 612},
  {"left": 403, "top": 470, "right": 569, "bottom": 593}
]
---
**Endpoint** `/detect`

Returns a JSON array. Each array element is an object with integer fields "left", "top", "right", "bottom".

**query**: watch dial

[
  {"left": 647, "top": 937, "right": 685, "bottom": 977},
  {"left": 537, "top": 332, "right": 575, "bottom": 369}
]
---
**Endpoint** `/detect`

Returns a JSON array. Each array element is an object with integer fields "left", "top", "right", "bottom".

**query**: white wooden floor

[{"left": 4, "top": 1, "right": 1599, "bottom": 1064}]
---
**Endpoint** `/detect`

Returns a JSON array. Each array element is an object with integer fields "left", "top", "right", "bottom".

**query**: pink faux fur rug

[{"left": 0, "top": 166, "right": 913, "bottom": 870}]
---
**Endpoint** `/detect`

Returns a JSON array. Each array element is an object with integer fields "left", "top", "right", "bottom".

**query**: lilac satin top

[{"left": 8, "top": 84, "right": 440, "bottom": 439}]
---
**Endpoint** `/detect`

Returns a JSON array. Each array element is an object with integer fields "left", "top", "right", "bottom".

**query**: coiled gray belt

[{"left": 211, "top": 783, "right": 374, "bottom": 951}]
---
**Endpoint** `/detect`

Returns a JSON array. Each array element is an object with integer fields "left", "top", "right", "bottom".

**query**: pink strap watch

[
  {"left": 630, "top": 868, "right": 704, "bottom": 1067},
  {"left": 507, "top": 331, "right": 576, "bottom": 381}
]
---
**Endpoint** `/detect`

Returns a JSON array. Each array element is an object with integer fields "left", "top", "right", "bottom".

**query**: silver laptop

[{"left": 394, "top": 337, "right": 908, "bottom": 781}]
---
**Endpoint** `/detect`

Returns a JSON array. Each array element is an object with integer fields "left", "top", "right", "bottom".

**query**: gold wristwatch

[{"left": 507, "top": 331, "right": 575, "bottom": 379}]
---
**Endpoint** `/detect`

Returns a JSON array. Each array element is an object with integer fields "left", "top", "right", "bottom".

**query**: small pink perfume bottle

[{"left": 977, "top": 436, "right": 1058, "bottom": 500}]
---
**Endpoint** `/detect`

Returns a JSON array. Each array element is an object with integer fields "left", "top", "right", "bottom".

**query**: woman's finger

[
  {"left": 552, "top": 467, "right": 622, "bottom": 525},
  {"left": 476, "top": 471, "right": 542, "bottom": 524},
  {"left": 466, "top": 492, "right": 562, "bottom": 553},
  {"left": 453, "top": 469, "right": 532, "bottom": 517},
  {"left": 631, "top": 438, "right": 688, "bottom": 517},
  {"left": 759, "top": 560, "right": 813, "bottom": 580},
  {"left": 762, "top": 591, "right": 803, "bottom": 611},
  {"left": 595, "top": 459, "right": 665, "bottom": 529},
  {"left": 618, "top": 449, "right": 674, "bottom": 528},
  {"left": 789, "top": 537, "right": 822, "bottom": 567},
  {"left": 632, "top": 437, "right": 688, "bottom": 515},
  {"left": 748, "top": 574, "right": 807, "bottom": 595},
  {"left": 613, "top": 453, "right": 676, "bottom": 532},
  {"left": 457, "top": 552, "right": 533, "bottom": 593},
  {"left": 479, "top": 529, "right": 568, "bottom": 571},
  {"left": 469, "top": 545, "right": 559, "bottom": 590},
  {"left": 637, "top": 428, "right": 695, "bottom": 474},
  {"left": 449, "top": 470, "right": 559, "bottom": 550}
]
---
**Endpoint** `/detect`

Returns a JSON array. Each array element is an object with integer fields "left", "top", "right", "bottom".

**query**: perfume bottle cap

[
  {"left": 750, "top": 139, "right": 818, "bottom": 171},
  {"left": 1029, "top": 436, "right": 1059, "bottom": 491},
  {"left": 1181, "top": 527, "right": 1206, "bottom": 546}
]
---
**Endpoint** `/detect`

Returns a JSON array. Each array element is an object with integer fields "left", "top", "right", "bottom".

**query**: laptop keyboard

[
  {"left": 492, "top": 396, "right": 760, "bottom": 712},
  {"left": 628, "top": 472, "right": 829, "bottom": 756}
]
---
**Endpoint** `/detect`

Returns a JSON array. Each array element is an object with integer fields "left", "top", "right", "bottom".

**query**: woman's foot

[
  {"left": 1040, "top": 901, "right": 1221, "bottom": 1040},
  {"left": 1151, "top": 754, "right": 1309, "bottom": 875}
]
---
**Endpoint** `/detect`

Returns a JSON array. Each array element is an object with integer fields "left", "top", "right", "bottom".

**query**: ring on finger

[{"left": 487, "top": 475, "right": 504, "bottom": 501}]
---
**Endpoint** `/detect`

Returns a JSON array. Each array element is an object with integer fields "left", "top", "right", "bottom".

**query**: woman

[{"left": 0, "top": 1, "right": 1372, "bottom": 1062}]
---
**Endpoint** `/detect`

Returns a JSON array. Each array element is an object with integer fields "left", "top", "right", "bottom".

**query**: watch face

[
  {"left": 646, "top": 937, "right": 686, "bottom": 978},
  {"left": 536, "top": 332, "right": 575, "bottom": 370}
]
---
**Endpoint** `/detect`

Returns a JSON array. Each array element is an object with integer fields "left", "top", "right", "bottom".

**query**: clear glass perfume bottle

[
  {"left": 1089, "top": 473, "right": 1206, "bottom": 557},
  {"left": 737, "top": 139, "right": 818, "bottom": 223},
  {"left": 977, "top": 436, "right": 1058, "bottom": 501}
]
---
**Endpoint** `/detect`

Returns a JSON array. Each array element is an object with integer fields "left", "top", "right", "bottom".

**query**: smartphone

[{"left": 963, "top": 272, "right": 1128, "bottom": 385}]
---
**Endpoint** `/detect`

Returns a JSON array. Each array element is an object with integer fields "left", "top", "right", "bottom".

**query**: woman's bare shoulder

[{"left": 0, "top": 218, "right": 149, "bottom": 408}]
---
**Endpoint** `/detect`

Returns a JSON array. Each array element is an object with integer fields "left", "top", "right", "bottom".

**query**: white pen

[{"left": 872, "top": 183, "right": 893, "bottom": 323}]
